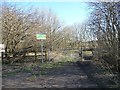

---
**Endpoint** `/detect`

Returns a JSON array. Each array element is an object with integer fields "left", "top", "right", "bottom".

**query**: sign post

[
  {"left": 41, "top": 39, "right": 43, "bottom": 63},
  {"left": 36, "top": 34, "right": 46, "bottom": 63}
]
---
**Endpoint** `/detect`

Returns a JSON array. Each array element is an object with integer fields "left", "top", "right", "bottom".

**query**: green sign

[{"left": 36, "top": 34, "right": 46, "bottom": 40}]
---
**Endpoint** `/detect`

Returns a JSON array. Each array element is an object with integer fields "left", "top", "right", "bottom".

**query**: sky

[{"left": 7, "top": 2, "right": 93, "bottom": 26}]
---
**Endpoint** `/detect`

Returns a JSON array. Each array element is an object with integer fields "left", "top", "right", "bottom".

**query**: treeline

[
  {"left": 1, "top": 3, "right": 93, "bottom": 63},
  {"left": 1, "top": 4, "right": 63, "bottom": 62},
  {"left": 89, "top": 2, "right": 120, "bottom": 73}
]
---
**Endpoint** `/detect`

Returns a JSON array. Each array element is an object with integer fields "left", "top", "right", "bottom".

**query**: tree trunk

[
  {"left": 4, "top": 47, "right": 8, "bottom": 60},
  {"left": 117, "top": 23, "right": 120, "bottom": 72},
  {"left": 22, "top": 50, "right": 26, "bottom": 62},
  {"left": 117, "top": 2, "right": 120, "bottom": 73}
]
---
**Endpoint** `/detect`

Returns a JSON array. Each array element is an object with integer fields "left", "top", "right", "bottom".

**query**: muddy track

[
  {"left": 2, "top": 61, "right": 118, "bottom": 88},
  {"left": 77, "top": 61, "right": 118, "bottom": 88},
  {"left": 77, "top": 62, "right": 107, "bottom": 88}
]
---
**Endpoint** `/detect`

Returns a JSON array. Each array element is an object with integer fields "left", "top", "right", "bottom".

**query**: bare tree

[
  {"left": 89, "top": 2, "right": 120, "bottom": 73},
  {"left": 2, "top": 4, "right": 32, "bottom": 63}
]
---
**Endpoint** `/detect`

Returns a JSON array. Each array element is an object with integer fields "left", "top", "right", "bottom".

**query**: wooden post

[
  {"left": 81, "top": 47, "right": 83, "bottom": 61},
  {"left": 45, "top": 50, "right": 47, "bottom": 61},
  {"left": 48, "top": 49, "right": 50, "bottom": 62},
  {"left": 34, "top": 51, "right": 37, "bottom": 61}
]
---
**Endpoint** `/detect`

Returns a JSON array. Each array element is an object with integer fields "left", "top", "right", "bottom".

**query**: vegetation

[
  {"left": 89, "top": 2, "right": 120, "bottom": 74},
  {"left": 1, "top": 2, "right": 120, "bottom": 88}
]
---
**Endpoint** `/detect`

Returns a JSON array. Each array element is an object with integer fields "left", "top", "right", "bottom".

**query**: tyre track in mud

[
  {"left": 78, "top": 63, "right": 107, "bottom": 88},
  {"left": 76, "top": 61, "right": 118, "bottom": 88}
]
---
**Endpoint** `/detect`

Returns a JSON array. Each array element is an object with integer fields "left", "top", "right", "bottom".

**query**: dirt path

[{"left": 2, "top": 61, "right": 118, "bottom": 88}]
